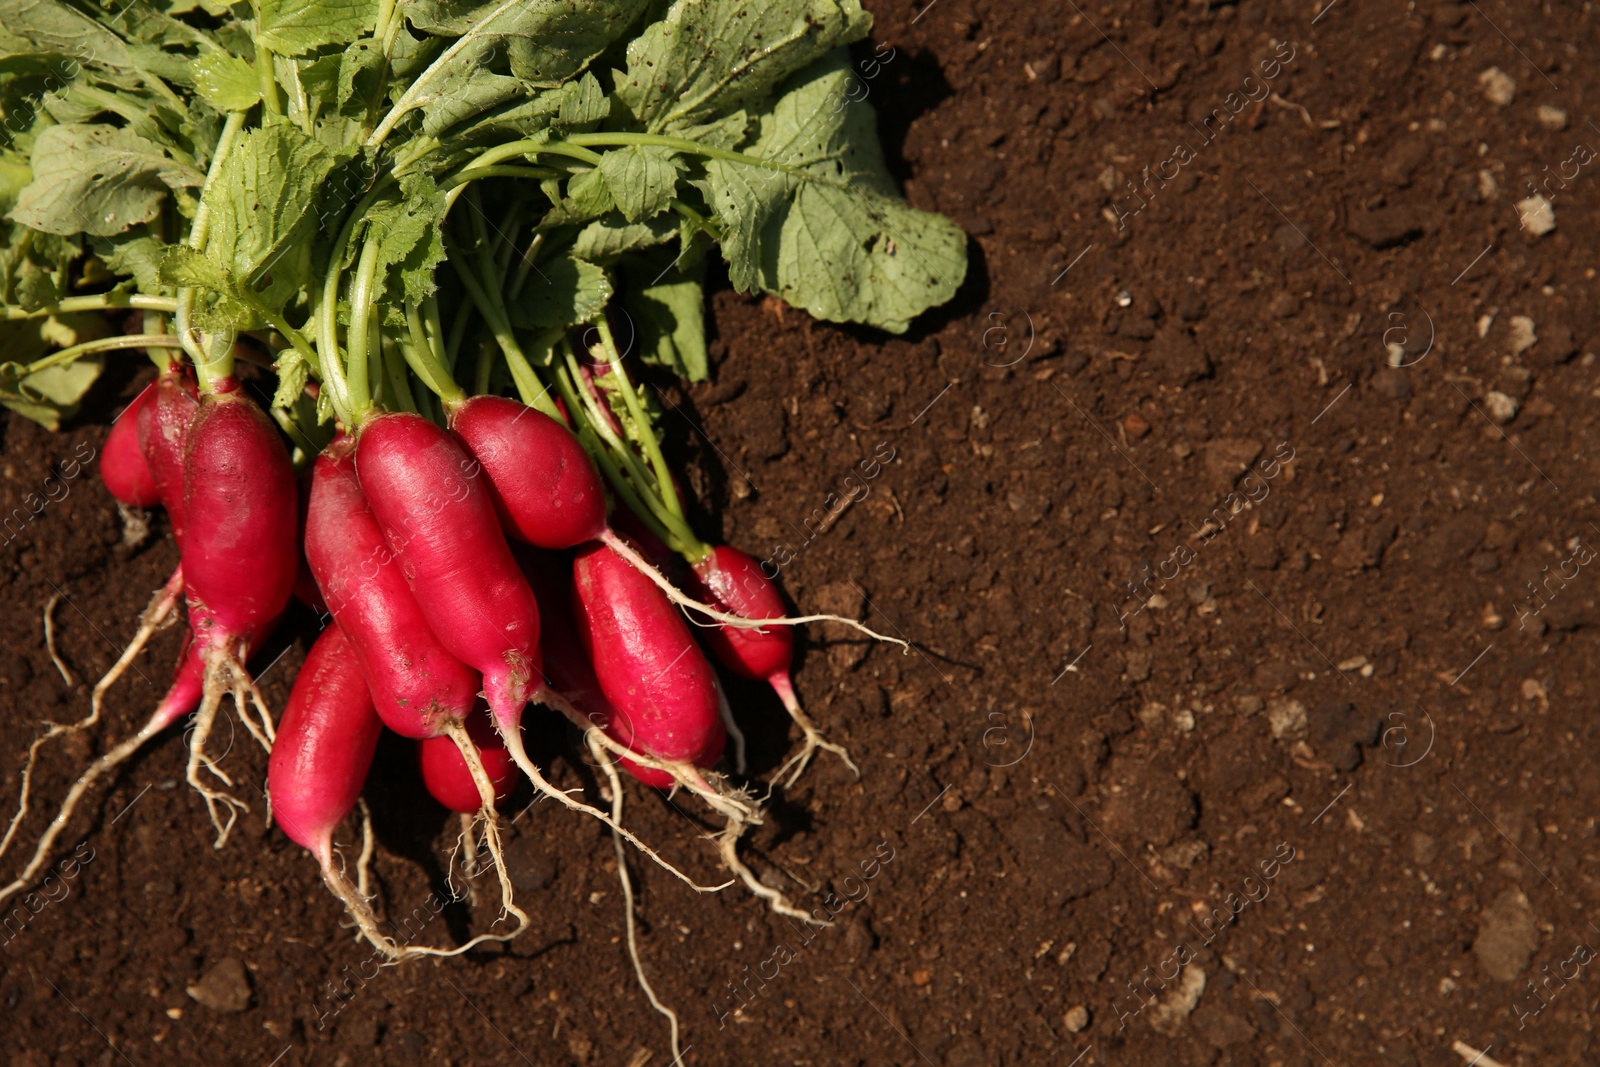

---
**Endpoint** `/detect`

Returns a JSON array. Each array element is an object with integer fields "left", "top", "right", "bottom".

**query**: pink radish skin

[
  {"left": 691, "top": 546, "right": 793, "bottom": 682},
  {"left": 355, "top": 411, "right": 542, "bottom": 730},
  {"left": 449, "top": 396, "right": 607, "bottom": 550},
  {"left": 138, "top": 366, "right": 198, "bottom": 544},
  {"left": 267, "top": 623, "right": 382, "bottom": 869},
  {"left": 571, "top": 540, "right": 724, "bottom": 784},
  {"left": 306, "top": 433, "right": 479, "bottom": 739},
  {"left": 516, "top": 547, "right": 620, "bottom": 729},
  {"left": 101, "top": 383, "right": 160, "bottom": 507},
  {"left": 181, "top": 381, "right": 297, "bottom": 653},
  {"left": 418, "top": 710, "right": 515, "bottom": 813}
]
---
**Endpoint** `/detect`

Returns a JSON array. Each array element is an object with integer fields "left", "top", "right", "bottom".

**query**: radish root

[
  {"left": 717, "top": 816, "right": 828, "bottom": 927},
  {"left": 589, "top": 733, "right": 683, "bottom": 1064},
  {"left": 43, "top": 594, "right": 75, "bottom": 687},
  {"left": 186, "top": 657, "right": 246, "bottom": 847},
  {"left": 496, "top": 713, "right": 730, "bottom": 894},
  {"left": 2, "top": 569, "right": 186, "bottom": 863},
  {"left": 601, "top": 533, "right": 910, "bottom": 649},
  {"left": 0, "top": 712, "right": 170, "bottom": 908},
  {"left": 85, "top": 566, "right": 185, "bottom": 734},
  {"left": 356, "top": 798, "right": 376, "bottom": 901},
  {"left": 769, "top": 674, "right": 857, "bottom": 789},
  {"left": 442, "top": 719, "right": 527, "bottom": 933}
]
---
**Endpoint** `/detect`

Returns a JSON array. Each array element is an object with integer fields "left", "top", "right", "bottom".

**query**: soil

[{"left": 3, "top": 1, "right": 1599, "bottom": 1064}]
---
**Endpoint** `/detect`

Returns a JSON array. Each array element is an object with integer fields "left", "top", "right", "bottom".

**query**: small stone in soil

[
  {"left": 1508, "top": 315, "right": 1537, "bottom": 355},
  {"left": 1064, "top": 1005, "right": 1090, "bottom": 1032},
  {"left": 1474, "top": 887, "right": 1539, "bottom": 981},
  {"left": 186, "top": 957, "right": 251, "bottom": 1013},
  {"left": 1517, "top": 194, "right": 1555, "bottom": 235},
  {"left": 1478, "top": 66, "right": 1516, "bottom": 106}
]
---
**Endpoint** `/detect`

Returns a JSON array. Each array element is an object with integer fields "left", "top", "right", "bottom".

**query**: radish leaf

[
  {"left": 615, "top": 0, "right": 870, "bottom": 134},
  {"left": 9, "top": 124, "right": 204, "bottom": 237},
  {"left": 702, "top": 54, "right": 966, "bottom": 333},
  {"left": 598, "top": 145, "right": 682, "bottom": 223},
  {"left": 259, "top": 0, "right": 376, "bottom": 55}
]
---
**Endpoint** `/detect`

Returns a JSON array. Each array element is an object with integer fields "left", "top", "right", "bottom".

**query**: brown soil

[{"left": 4, "top": 1, "right": 1599, "bottom": 1064}]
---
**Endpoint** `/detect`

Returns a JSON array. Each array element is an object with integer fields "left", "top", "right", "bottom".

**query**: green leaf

[
  {"left": 615, "top": 0, "right": 870, "bottom": 134},
  {"left": 569, "top": 213, "right": 674, "bottom": 262},
  {"left": 0, "top": 352, "right": 102, "bottom": 429},
  {"left": 624, "top": 256, "right": 707, "bottom": 380},
  {"left": 598, "top": 145, "right": 682, "bottom": 223},
  {"left": 201, "top": 124, "right": 348, "bottom": 309},
  {"left": 505, "top": 253, "right": 611, "bottom": 331},
  {"left": 560, "top": 167, "right": 614, "bottom": 221},
  {"left": 158, "top": 245, "right": 254, "bottom": 329},
  {"left": 0, "top": 0, "right": 136, "bottom": 73},
  {"left": 14, "top": 259, "right": 56, "bottom": 310},
  {"left": 193, "top": 49, "right": 260, "bottom": 112},
  {"left": 9, "top": 124, "right": 204, "bottom": 237},
  {"left": 259, "top": 0, "right": 376, "bottom": 55},
  {"left": 387, "top": 0, "right": 645, "bottom": 138},
  {"left": 92, "top": 230, "right": 167, "bottom": 293},
  {"left": 404, "top": 0, "right": 644, "bottom": 83},
  {"left": 272, "top": 349, "right": 310, "bottom": 409},
  {"left": 359, "top": 171, "right": 447, "bottom": 304},
  {"left": 23, "top": 355, "right": 99, "bottom": 404},
  {"left": 702, "top": 54, "right": 966, "bottom": 334}
]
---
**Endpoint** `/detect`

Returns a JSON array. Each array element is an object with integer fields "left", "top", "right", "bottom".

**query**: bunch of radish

[
  {"left": 0, "top": 0, "right": 964, "bottom": 1052},
  {"left": 0, "top": 305, "right": 905, "bottom": 969}
]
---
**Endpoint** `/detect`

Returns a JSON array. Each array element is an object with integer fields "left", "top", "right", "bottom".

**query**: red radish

[
  {"left": 267, "top": 622, "right": 382, "bottom": 870},
  {"left": 137, "top": 364, "right": 198, "bottom": 544},
  {"left": 355, "top": 415, "right": 715, "bottom": 886},
  {"left": 306, "top": 433, "right": 478, "bottom": 740},
  {"left": 449, "top": 396, "right": 831, "bottom": 636},
  {"left": 691, "top": 546, "right": 856, "bottom": 785},
  {"left": 355, "top": 411, "right": 541, "bottom": 732},
  {"left": 265, "top": 622, "right": 402, "bottom": 955},
  {"left": 571, "top": 540, "right": 725, "bottom": 784},
  {"left": 449, "top": 396, "right": 607, "bottom": 550},
  {"left": 101, "top": 383, "right": 160, "bottom": 507},
  {"left": 178, "top": 379, "right": 297, "bottom": 839},
  {"left": 418, "top": 710, "right": 515, "bottom": 813},
  {"left": 182, "top": 381, "right": 298, "bottom": 653}
]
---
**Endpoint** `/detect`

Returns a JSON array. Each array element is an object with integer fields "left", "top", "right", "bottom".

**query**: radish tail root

[
  {"left": 496, "top": 716, "right": 731, "bottom": 894},
  {"left": 226, "top": 659, "right": 275, "bottom": 753},
  {"left": 318, "top": 856, "right": 404, "bottom": 961},
  {"left": 43, "top": 594, "right": 75, "bottom": 687},
  {"left": 443, "top": 719, "right": 529, "bottom": 937},
  {"left": 714, "top": 677, "right": 747, "bottom": 776},
  {"left": 589, "top": 733, "right": 683, "bottom": 1064},
  {"left": 356, "top": 799, "right": 376, "bottom": 901},
  {"left": 717, "top": 817, "right": 828, "bottom": 926},
  {"left": 85, "top": 566, "right": 185, "bottom": 735},
  {"left": 539, "top": 685, "right": 757, "bottom": 824},
  {"left": 186, "top": 657, "right": 246, "bottom": 847},
  {"left": 458, "top": 811, "right": 480, "bottom": 880},
  {"left": 0, "top": 712, "right": 169, "bottom": 908},
  {"left": 600, "top": 532, "right": 910, "bottom": 650},
  {"left": 769, "top": 673, "right": 858, "bottom": 789},
  {"left": 3, "top": 570, "right": 188, "bottom": 862}
]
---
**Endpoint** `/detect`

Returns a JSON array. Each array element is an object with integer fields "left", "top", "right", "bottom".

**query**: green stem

[
  {"left": 402, "top": 301, "right": 464, "bottom": 404},
  {"left": 1, "top": 293, "right": 178, "bottom": 322},
  {"left": 177, "top": 110, "right": 248, "bottom": 381},
  {"left": 567, "top": 132, "right": 812, "bottom": 182},
  {"left": 382, "top": 335, "right": 418, "bottom": 414},
  {"left": 422, "top": 295, "right": 452, "bottom": 375},
  {"left": 506, "top": 232, "right": 544, "bottom": 303},
  {"left": 438, "top": 165, "right": 559, "bottom": 193},
  {"left": 345, "top": 233, "right": 384, "bottom": 421},
  {"left": 256, "top": 41, "right": 283, "bottom": 118},
  {"left": 448, "top": 247, "right": 553, "bottom": 415},
  {"left": 310, "top": 287, "right": 354, "bottom": 427},
  {"left": 593, "top": 317, "right": 685, "bottom": 524},
  {"left": 21, "top": 334, "right": 184, "bottom": 375}
]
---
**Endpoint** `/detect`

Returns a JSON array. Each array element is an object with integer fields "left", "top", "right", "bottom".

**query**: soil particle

[
  {"left": 186, "top": 957, "right": 251, "bottom": 1014},
  {"left": 1474, "top": 888, "right": 1540, "bottom": 982}
]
